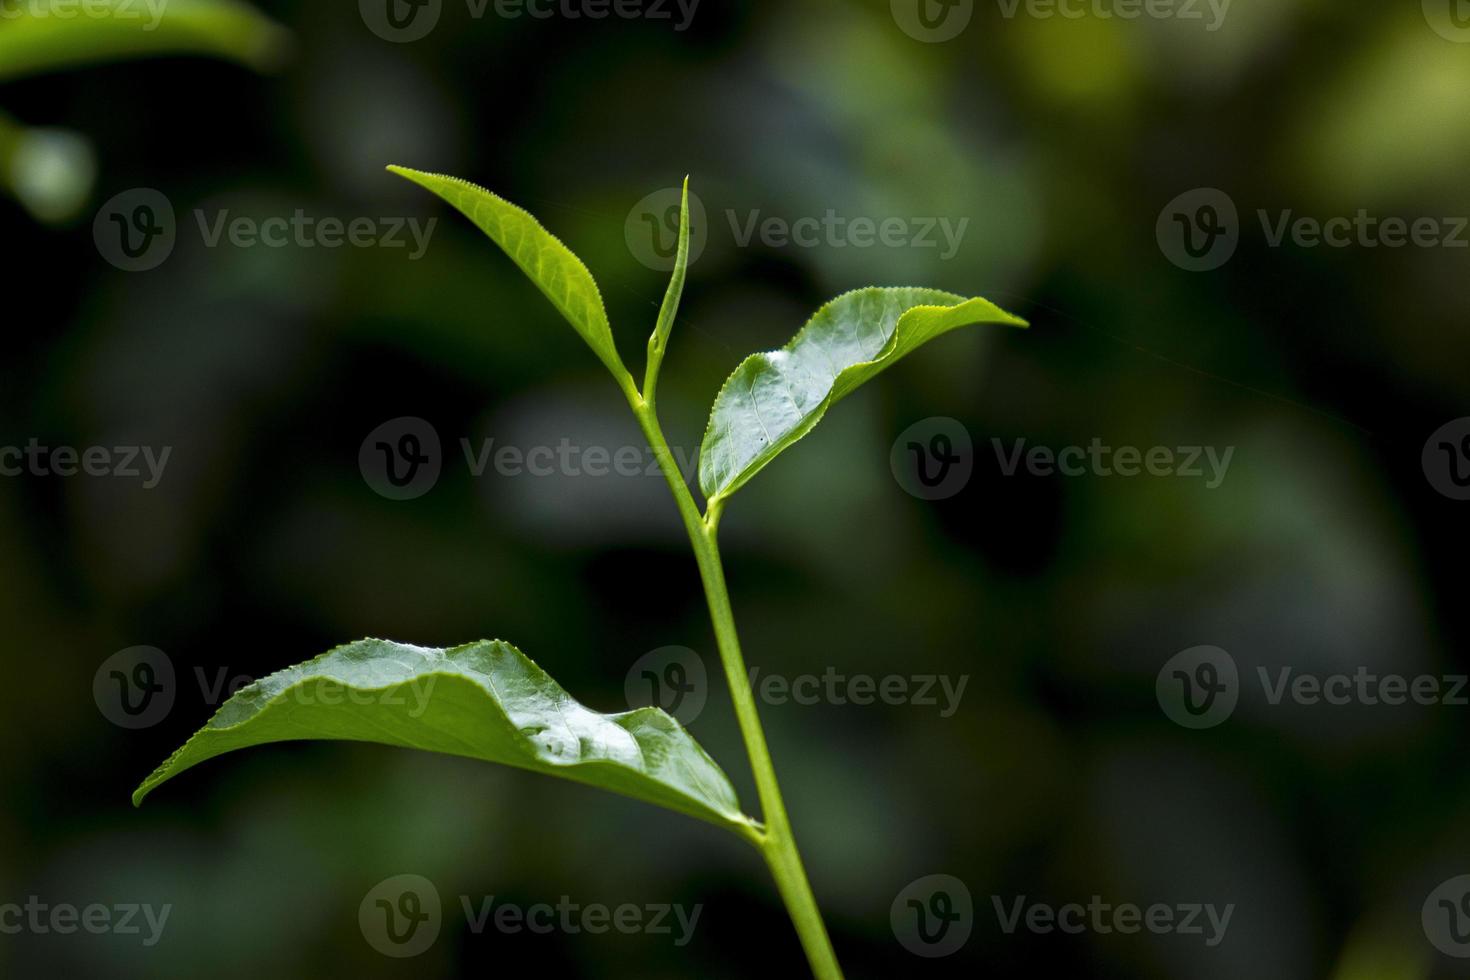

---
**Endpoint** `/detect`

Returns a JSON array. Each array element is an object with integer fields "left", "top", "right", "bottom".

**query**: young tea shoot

[{"left": 133, "top": 167, "right": 1028, "bottom": 979}]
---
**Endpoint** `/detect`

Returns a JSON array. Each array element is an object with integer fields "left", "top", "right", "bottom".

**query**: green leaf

[
  {"left": 0, "top": 0, "right": 290, "bottom": 82},
  {"left": 644, "top": 176, "right": 691, "bottom": 404},
  {"left": 698, "top": 287, "right": 1027, "bottom": 503},
  {"left": 133, "top": 639, "right": 754, "bottom": 836},
  {"left": 387, "top": 165, "right": 633, "bottom": 386}
]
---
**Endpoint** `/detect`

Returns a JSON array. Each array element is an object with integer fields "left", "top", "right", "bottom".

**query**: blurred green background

[{"left": 2, "top": 0, "right": 1469, "bottom": 976}]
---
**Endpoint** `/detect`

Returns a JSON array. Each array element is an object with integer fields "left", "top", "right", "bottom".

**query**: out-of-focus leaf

[
  {"left": 0, "top": 114, "right": 95, "bottom": 222},
  {"left": 0, "top": 0, "right": 290, "bottom": 81},
  {"left": 133, "top": 639, "right": 753, "bottom": 835},
  {"left": 698, "top": 288, "right": 1026, "bottom": 503}
]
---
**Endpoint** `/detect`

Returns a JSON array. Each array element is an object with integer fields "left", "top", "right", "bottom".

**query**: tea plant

[{"left": 133, "top": 168, "right": 1027, "bottom": 978}]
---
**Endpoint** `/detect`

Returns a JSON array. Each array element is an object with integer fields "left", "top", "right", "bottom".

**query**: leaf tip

[{"left": 386, "top": 165, "right": 438, "bottom": 189}]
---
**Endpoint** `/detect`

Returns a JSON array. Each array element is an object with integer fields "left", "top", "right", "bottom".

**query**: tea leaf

[
  {"left": 698, "top": 288, "right": 1027, "bottom": 503},
  {"left": 644, "top": 176, "right": 691, "bottom": 403},
  {"left": 133, "top": 639, "right": 753, "bottom": 835},
  {"left": 388, "top": 166, "right": 633, "bottom": 386}
]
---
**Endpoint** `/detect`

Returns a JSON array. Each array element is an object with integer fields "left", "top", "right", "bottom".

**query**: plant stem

[{"left": 629, "top": 396, "right": 844, "bottom": 980}]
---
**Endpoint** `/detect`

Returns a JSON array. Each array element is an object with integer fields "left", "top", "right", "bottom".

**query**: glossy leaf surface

[
  {"left": 134, "top": 639, "right": 751, "bottom": 834},
  {"left": 698, "top": 288, "right": 1027, "bottom": 502}
]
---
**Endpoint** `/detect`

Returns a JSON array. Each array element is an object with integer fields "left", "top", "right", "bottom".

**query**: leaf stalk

[{"left": 629, "top": 394, "right": 844, "bottom": 980}]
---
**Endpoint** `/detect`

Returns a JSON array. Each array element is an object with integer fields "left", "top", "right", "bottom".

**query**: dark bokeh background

[{"left": 3, "top": 1, "right": 1469, "bottom": 977}]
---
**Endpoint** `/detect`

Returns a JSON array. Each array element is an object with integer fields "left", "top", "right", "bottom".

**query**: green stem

[{"left": 628, "top": 395, "right": 844, "bottom": 980}]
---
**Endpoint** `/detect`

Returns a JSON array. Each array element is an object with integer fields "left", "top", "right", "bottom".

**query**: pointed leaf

[
  {"left": 698, "top": 287, "right": 1027, "bottom": 503},
  {"left": 387, "top": 165, "right": 632, "bottom": 385},
  {"left": 133, "top": 639, "right": 753, "bottom": 835},
  {"left": 644, "top": 176, "right": 691, "bottom": 402}
]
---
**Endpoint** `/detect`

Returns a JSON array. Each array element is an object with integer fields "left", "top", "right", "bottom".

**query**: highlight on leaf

[
  {"left": 133, "top": 638, "right": 755, "bottom": 837},
  {"left": 697, "top": 287, "right": 1028, "bottom": 504}
]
